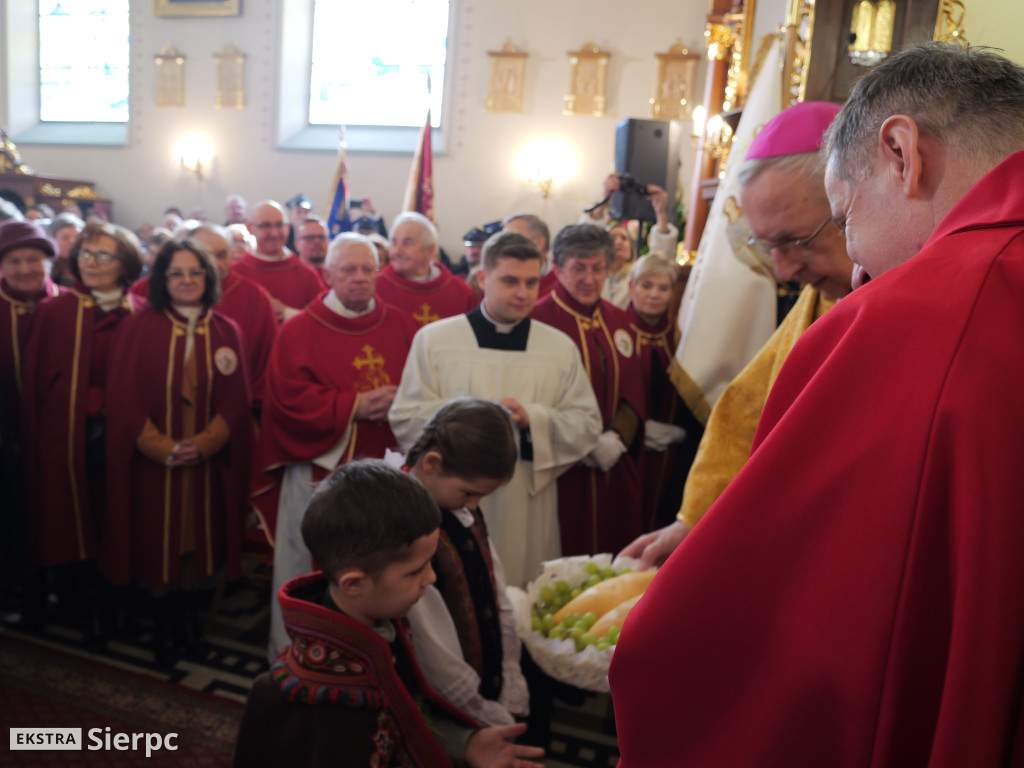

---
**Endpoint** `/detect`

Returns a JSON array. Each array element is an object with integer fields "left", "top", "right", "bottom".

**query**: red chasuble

[
  {"left": 375, "top": 262, "right": 479, "bottom": 327},
  {"left": 130, "top": 272, "right": 277, "bottom": 407},
  {"left": 232, "top": 252, "right": 325, "bottom": 312},
  {"left": 102, "top": 306, "right": 252, "bottom": 585},
  {"left": 627, "top": 305, "right": 686, "bottom": 529},
  {"left": 531, "top": 283, "right": 646, "bottom": 555},
  {"left": 0, "top": 278, "right": 63, "bottom": 431},
  {"left": 610, "top": 152, "right": 1024, "bottom": 767},
  {"left": 21, "top": 286, "right": 145, "bottom": 568},
  {"left": 252, "top": 298, "right": 419, "bottom": 538}
]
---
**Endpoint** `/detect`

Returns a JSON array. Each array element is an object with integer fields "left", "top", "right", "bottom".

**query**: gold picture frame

[
  {"left": 652, "top": 43, "right": 700, "bottom": 119},
  {"left": 564, "top": 44, "right": 611, "bottom": 117},
  {"left": 486, "top": 43, "right": 528, "bottom": 114},
  {"left": 153, "top": 0, "right": 241, "bottom": 18}
]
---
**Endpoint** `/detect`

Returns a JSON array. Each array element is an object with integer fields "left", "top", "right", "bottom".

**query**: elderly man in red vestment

[
  {"left": 254, "top": 232, "right": 419, "bottom": 659},
  {"left": 376, "top": 211, "right": 478, "bottom": 326},
  {"left": 611, "top": 43, "right": 1024, "bottom": 767},
  {"left": 531, "top": 223, "right": 646, "bottom": 555},
  {"left": 232, "top": 200, "right": 324, "bottom": 322}
]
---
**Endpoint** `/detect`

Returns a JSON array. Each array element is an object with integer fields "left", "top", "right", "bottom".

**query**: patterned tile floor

[{"left": 0, "top": 575, "right": 619, "bottom": 766}]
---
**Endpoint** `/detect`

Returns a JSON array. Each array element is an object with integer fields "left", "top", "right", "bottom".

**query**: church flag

[
  {"left": 669, "top": 38, "right": 784, "bottom": 424},
  {"left": 324, "top": 127, "right": 349, "bottom": 237},
  {"left": 401, "top": 108, "right": 435, "bottom": 222}
]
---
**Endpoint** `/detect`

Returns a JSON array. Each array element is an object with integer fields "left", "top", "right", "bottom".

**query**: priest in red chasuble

[
  {"left": 231, "top": 200, "right": 325, "bottom": 323},
  {"left": 531, "top": 223, "right": 646, "bottom": 556},
  {"left": 376, "top": 211, "right": 478, "bottom": 326},
  {"left": 254, "top": 232, "right": 419, "bottom": 659}
]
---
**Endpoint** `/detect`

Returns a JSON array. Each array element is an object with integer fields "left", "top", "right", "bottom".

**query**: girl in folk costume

[
  {"left": 625, "top": 253, "right": 692, "bottom": 528},
  {"left": 22, "top": 220, "right": 145, "bottom": 646},
  {"left": 103, "top": 239, "right": 251, "bottom": 666},
  {"left": 401, "top": 398, "right": 530, "bottom": 727}
]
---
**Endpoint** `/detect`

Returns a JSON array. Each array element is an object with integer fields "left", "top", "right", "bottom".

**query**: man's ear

[
  {"left": 878, "top": 115, "right": 923, "bottom": 198},
  {"left": 337, "top": 568, "right": 368, "bottom": 597}
]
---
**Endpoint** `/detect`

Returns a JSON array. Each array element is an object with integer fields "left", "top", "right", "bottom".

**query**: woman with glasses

[
  {"left": 21, "top": 220, "right": 145, "bottom": 646},
  {"left": 102, "top": 239, "right": 251, "bottom": 667}
]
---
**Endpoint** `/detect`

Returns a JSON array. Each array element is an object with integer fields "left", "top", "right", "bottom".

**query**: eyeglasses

[
  {"left": 251, "top": 221, "right": 286, "bottom": 231},
  {"left": 299, "top": 234, "right": 328, "bottom": 242},
  {"left": 747, "top": 215, "right": 834, "bottom": 255},
  {"left": 78, "top": 249, "right": 119, "bottom": 264},
  {"left": 166, "top": 268, "right": 207, "bottom": 282}
]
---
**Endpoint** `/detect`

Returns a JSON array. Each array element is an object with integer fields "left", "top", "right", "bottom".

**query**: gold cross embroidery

[
  {"left": 412, "top": 303, "right": 440, "bottom": 326},
  {"left": 352, "top": 344, "right": 391, "bottom": 390}
]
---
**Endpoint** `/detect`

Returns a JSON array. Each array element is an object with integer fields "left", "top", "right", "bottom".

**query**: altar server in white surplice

[{"left": 389, "top": 232, "right": 602, "bottom": 587}]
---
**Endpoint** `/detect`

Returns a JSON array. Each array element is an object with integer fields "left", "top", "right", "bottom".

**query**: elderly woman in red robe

[
  {"left": 625, "top": 252, "right": 691, "bottom": 530},
  {"left": 103, "top": 239, "right": 251, "bottom": 667},
  {"left": 0, "top": 220, "right": 63, "bottom": 581},
  {"left": 22, "top": 220, "right": 144, "bottom": 645}
]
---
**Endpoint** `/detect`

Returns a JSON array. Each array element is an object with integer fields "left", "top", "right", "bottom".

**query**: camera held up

[{"left": 610, "top": 174, "right": 656, "bottom": 222}]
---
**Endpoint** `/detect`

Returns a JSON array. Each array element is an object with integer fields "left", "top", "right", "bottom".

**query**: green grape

[
  {"left": 548, "top": 623, "right": 565, "bottom": 640},
  {"left": 617, "top": 567, "right": 633, "bottom": 575},
  {"left": 579, "top": 612, "right": 598, "bottom": 629},
  {"left": 539, "top": 585, "right": 555, "bottom": 604},
  {"left": 584, "top": 561, "right": 600, "bottom": 575},
  {"left": 586, "top": 574, "right": 602, "bottom": 588},
  {"left": 541, "top": 614, "right": 557, "bottom": 631},
  {"left": 562, "top": 613, "right": 579, "bottom": 629},
  {"left": 531, "top": 616, "right": 542, "bottom": 633},
  {"left": 580, "top": 632, "right": 597, "bottom": 647},
  {"left": 569, "top": 624, "right": 586, "bottom": 640},
  {"left": 596, "top": 638, "right": 611, "bottom": 652},
  {"left": 555, "top": 580, "right": 571, "bottom": 596},
  {"left": 599, "top": 566, "right": 616, "bottom": 579},
  {"left": 606, "top": 625, "right": 621, "bottom": 643},
  {"left": 569, "top": 586, "right": 583, "bottom": 599},
  {"left": 574, "top": 636, "right": 588, "bottom": 653}
]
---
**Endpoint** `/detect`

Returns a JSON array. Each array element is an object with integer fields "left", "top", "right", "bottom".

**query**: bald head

[{"left": 247, "top": 201, "right": 288, "bottom": 258}]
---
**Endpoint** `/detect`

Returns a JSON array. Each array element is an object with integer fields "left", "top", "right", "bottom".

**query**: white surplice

[{"left": 389, "top": 312, "right": 602, "bottom": 587}]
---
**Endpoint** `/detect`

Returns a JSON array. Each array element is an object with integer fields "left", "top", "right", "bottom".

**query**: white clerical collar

[
  {"left": 405, "top": 263, "right": 441, "bottom": 283},
  {"left": 251, "top": 248, "right": 290, "bottom": 262},
  {"left": 480, "top": 300, "right": 521, "bottom": 334},
  {"left": 325, "top": 289, "right": 376, "bottom": 318},
  {"left": 91, "top": 287, "right": 124, "bottom": 312}
]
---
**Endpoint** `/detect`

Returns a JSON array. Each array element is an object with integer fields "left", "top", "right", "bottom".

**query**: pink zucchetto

[{"left": 745, "top": 101, "right": 843, "bottom": 160}]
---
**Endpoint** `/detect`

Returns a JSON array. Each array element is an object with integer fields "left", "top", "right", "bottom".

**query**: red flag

[{"left": 401, "top": 108, "right": 435, "bottom": 222}]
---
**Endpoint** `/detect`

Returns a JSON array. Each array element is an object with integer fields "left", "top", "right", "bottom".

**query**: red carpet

[{"left": 0, "top": 631, "right": 242, "bottom": 766}]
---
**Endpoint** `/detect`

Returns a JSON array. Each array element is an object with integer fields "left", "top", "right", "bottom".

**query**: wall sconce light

[
  {"left": 174, "top": 133, "right": 213, "bottom": 180},
  {"left": 514, "top": 137, "right": 578, "bottom": 199},
  {"left": 848, "top": 0, "right": 896, "bottom": 67}
]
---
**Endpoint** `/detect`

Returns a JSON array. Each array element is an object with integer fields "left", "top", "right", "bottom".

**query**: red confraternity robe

[
  {"left": 231, "top": 252, "right": 325, "bottom": 313},
  {"left": 531, "top": 283, "right": 646, "bottom": 555},
  {"left": 627, "top": 305, "right": 687, "bottom": 529},
  {"left": 21, "top": 285, "right": 144, "bottom": 567},
  {"left": 0, "top": 277, "right": 63, "bottom": 431},
  {"left": 102, "top": 306, "right": 252, "bottom": 585},
  {"left": 131, "top": 271, "right": 277, "bottom": 409},
  {"left": 252, "top": 297, "right": 419, "bottom": 538},
  {"left": 375, "top": 262, "right": 479, "bottom": 327},
  {"left": 610, "top": 151, "right": 1024, "bottom": 767}
]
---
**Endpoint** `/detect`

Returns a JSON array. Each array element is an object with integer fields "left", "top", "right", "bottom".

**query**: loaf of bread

[
  {"left": 590, "top": 594, "right": 643, "bottom": 638},
  {"left": 553, "top": 570, "right": 657, "bottom": 622}
]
